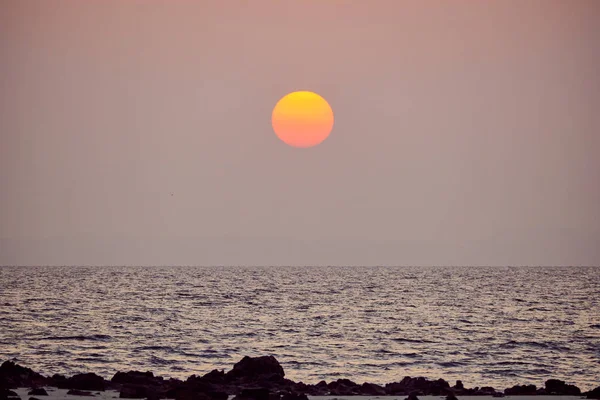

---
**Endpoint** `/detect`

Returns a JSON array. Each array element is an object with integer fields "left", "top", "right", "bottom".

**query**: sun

[{"left": 271, "top": 91, "right": 334, "bottom": 148}]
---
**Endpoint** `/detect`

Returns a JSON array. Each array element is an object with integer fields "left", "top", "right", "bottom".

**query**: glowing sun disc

[{"left": 271, "top": 91, "right": 334, "bottom": 148}]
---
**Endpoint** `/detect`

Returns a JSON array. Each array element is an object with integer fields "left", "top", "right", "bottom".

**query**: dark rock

[
  {"left": 236, "top": 388, "right": 270, "bottom": 400},
  {"left": 112, "top": 371, "right": 158, "bottom": 387},
  {"left": 27, "top": 389, "right": 47, "bottom": 396},
  {"left": 182, "top": 378, "right": 216, "bottom": 395},
  {"left": 226, "top": 357, "right": 284, "bottom": 381},
  {"left": 301, "top": 382, "right": 327, "bottom": 396},
  {"left": 172, "top": 391, "right": 211, "bottom": 400},
  {"left": 119, "top": 384, "right": 160, "bottom": 399},
  {"left": 1, "top": 389, "right": 20, "bottom": 400},
  {"left": 290, "top": 382, "right": 324, "bottom": 396},
  {"left": 454, "top": 381, "right": 464, "bottom": 390},
  {"left": 385, "top": 381, "right": 408, "bottom": 395},
  {"left": 66, "top": 373, "right": 106, "bottom": 391},
  {"left": 446, "top": 393, "right": 458, "bottom": 400},
  {"left": 174, "top": 390, "right": 210, "bottom": 400},
  {"left": 206, "top": 391, "right": 228, "bottom": 400},
  {"left": 200, "top": 371, "right": 226, "bottom": 384},
  {"left": 360, "top": 383, "right": 386, "bottom": 396},
  {"left": 328, "top": 379, "right": 360, "bottom": 395},
  {"left": 545, "top": 379, "right": 581, "bottom": 395},
  {"left": 0, "top": 361, "right": 47, "bottom": 388},
  {"left": 504, "top": 384, "right": 537, "bottom": 396},
  {"left": 280, "top": 392, "right": 307, "bottom": 400},
  {"left": 405, "top": 392, "right": 419, "bottom": 400},
  {"left": 476, "top": 387, "right": 497, "bottom": 396},
  {"left": 66, "top": 389, "right": 94, "bottom": 396},
  {"left": 586, "top": 386, "right": 600, "bottom": 399},
  {"left": 385, "top": 377, "right": 450, "bottom": 396},
  {"left": 49, "top": 374, "right": 67, "bottom": 388}
]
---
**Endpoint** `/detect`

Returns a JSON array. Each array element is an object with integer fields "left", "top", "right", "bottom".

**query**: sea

[{"left": 0, "top": 266, "right": 599, "bottom": 391}]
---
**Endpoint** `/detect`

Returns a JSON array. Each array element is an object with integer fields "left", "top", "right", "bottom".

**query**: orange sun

[{"left": 271, "top": 91, "right": 334, "bottom": 148}]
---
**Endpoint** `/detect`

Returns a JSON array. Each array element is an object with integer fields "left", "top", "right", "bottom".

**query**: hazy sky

[{"left": 1, "top": 0, "right": 599, "bottom": 266}]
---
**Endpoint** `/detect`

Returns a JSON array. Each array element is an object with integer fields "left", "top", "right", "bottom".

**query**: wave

[
  {"left": 392, "top": 338, "right": 434, "bottom": 344},
  {"left": 499, "top": 340, "right": 570, "bottom": 351},
  {"left": 35, "top": 334, "right": 112, "bottom": 342},
  {"left": 135, "top": 345, "right": 175, "bottom": 352}
]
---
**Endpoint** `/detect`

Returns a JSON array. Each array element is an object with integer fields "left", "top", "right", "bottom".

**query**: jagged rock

[
  {"left": 234, "top": 388, "right": 271, "bottom": 400},
  {"left": 66, "top": 373, "right": 106, "bottom": 391},
  {"left": 66, "top": 389, "right": 94, "bottom": 396},
  {"left": 172, "top": 391, "right": 211, "bottom": 400},
  {"left": 327, "top": 379, "right": 360, "bottom": 395},
  {"left": 183, "top": 376, "right": 220, "bottom": 396},
  {"left": 446, "top": 393, "right": 458, "bottom": 400},
  {"left": 49, "top": 374, "right": 67, "bottom": 388},
  {"left": 586, "top": 386, "right": 600, "bottom": 399},
  {"left": 226, "top": 357, "right": 284, "bottom": 382},
  {"left": 280, "top": 392, "right": 307, "bottom": 400},
  {"left": 1, "top": 389, "right": 20, "bottom": 400},
  {"left": 476, "top": 387, "right": 497, "bottom": 396},
  {"left": 544, "top": 379, "right": 581, "bottom": 395},
  {"left": 206, "top": 391, "right": 228, "bottom": 400},
  {"left": 454, "top": 381, "right": 464, "bottom": 390},
  {"left": 385, "top": 381, "right": 408, "bottom": 395},
  {"left": 27, "top": 389, "right": 47, "bottom": 396},
  {"left": 504, "top": 384, "right": 537, "bottom": 395},
  {"left": 385, "top": 377, "right": 450, "bottom": 396},
  {"left": 112, "top": 371, "right": 159, "bottom": 387},
  {"left": 0, "top": 361, "right": 47, "bottom": 388},
  {"left": 119, "top": 384, "right": 161, "bottom": 399},
  {"left": 405, "top": 392, "right": 419, "bottom": 400},
  {"left": 200, "top": 370, "right": 226, "bottom": 384},
  {"left": 360, "top": 382, "right": 386, "bottom": 396}
]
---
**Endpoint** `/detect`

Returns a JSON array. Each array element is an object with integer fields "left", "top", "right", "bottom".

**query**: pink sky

[{"left": 1, "top": 0, "right": 599, "bottom": 266}]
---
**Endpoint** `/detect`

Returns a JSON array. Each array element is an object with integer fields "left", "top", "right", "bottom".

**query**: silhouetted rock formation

[
  {"left": 586, "top": 386, "right": 600, "bottom": 399},
  {"left": 26, "top": 389, "right": 47, "bottom": 396},
  {"left": 232, "top": 387, "right": 271, "bottom": 400},
  {"left": 361, "top": 382, "right": 386, "bottom": 396},
  {"left": 112, "top": 371, "right": 157, "bottom": 387},
  {"left": 280, "top": 392, "right": 307, "bottom": 400},
  {"left": 1, "top": 389, "right": 20, "bottom": 400},
  {"left": 385, "top": 377, "right": 450, "bottom": 395},
  {"left": 0, "top": 361, "right": 47, "bottom": 389},
  {"left": 63, "top": 373, "right": 106, "bottom": 391},
  {"left": 0, "top": 357, "right": 592, "bottom": 397},
  {"left": 544, "top": 379, "right": 581, "bottom": 395},
  {"left": 66, "top": 389, "right": 93, "bottom": 396},
  {"left": 226, "top": 356, "right": 284, "bottom": 382},
  {"left": 328, "top": 379, "right": 360, "bottom": 395}
]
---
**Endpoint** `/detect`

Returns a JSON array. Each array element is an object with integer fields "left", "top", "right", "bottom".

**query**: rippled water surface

[{"left": 1, "top": 266, "right": 599, "bottom": 390}]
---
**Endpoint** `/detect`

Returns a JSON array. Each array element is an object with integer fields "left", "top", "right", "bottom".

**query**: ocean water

[{"left": 0, "top": 266, "right": 599, "bottom": 390}]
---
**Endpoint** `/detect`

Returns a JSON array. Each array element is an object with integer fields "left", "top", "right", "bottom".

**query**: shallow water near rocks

[{"left": 1, "top": 266, "right": 599, "bottom": 390}]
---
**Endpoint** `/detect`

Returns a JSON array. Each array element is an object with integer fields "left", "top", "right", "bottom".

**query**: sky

[{"left": 1, "top": 0, "right": 599, "bottom": 266}]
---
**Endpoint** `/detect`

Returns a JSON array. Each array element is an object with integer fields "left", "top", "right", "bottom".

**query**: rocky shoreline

[{"left": 1, "top": 357, "right": 599, "bottom": 400}]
